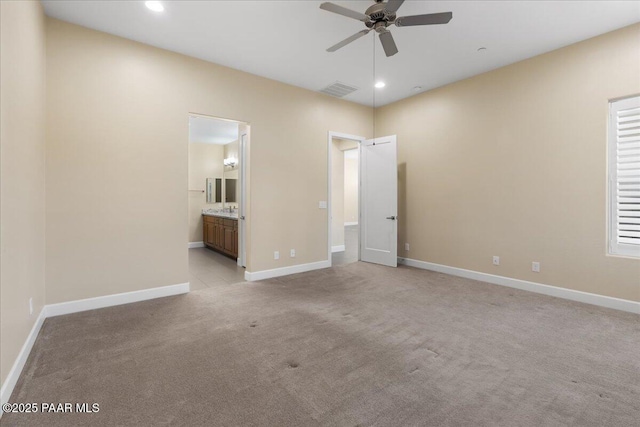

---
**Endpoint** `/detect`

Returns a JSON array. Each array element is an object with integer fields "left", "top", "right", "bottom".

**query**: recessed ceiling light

[
  {"left": 145, "top": 1, "right": 164, "bottom": 12},
  {"left": 375, "top": 81, "right": 386, "bottom": 89},
  {"left": 413, "top": 86, "right": 422, "bottom": 92},
  {"left": 477, "top": 47, "right": 487, "bottom": 52}
]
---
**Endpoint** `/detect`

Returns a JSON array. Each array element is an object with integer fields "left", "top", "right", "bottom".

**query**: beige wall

[
  {"left": 45, "top": 18, "right": 373, "bottom": 303},
  {"left": 0, "top": 1, "right": 47, "bottom": 386},
  {"left": 336, "top": 139, "right": 358, "bottom": 152},
  {"left": 344, "top": 150, "right": 359, "bottom": 225},
  {"left": 189, "top": 143, "right": 224, "bottom": 243},
  {"left": 376, "top": 24, "right": 640, "bottom": 302}
]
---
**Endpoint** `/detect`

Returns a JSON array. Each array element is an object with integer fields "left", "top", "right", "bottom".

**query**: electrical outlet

[
  {"left": 274, "top": 251, "right": 279, "bottom": 260},
  {"left": 290, "top": 249, "right": 296, "bottom": 258},
  {"left": 29, "top": 298, "right": 33, "bottom": 315},
  {"left": 404, "top": 243, "right": 410, "bottom": 251},
  {"left": 493, "top": 256, "right": 500, "bottom": 266},
  {"left": 319, "top": 201, "right": 327, "bottom": 209},
  {"left": 532, "top": 261, "right": 540, "bottom": 273}
]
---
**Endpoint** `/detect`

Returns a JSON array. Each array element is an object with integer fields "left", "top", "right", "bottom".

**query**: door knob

[
  {"left": 386, "top": 216, "right": 396, "bottom": 220},
  {"left": 240, "top": 216, "right": 246, "bottom": 220}
]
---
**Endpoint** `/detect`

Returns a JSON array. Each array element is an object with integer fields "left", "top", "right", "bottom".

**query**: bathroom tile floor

[
  {"left": 188, "top": 247, "right": 245, "bottom": 290},
  {"left": 191, "top": 224, "right": 357, "bottom": 290},
  {"left": 332, "top": 224, "right": 359, "bottom": 266}
]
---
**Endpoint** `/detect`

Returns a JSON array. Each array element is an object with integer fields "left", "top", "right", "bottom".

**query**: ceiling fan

[{"left": 320, "top": 0, "right": 453, "bottom": 57}]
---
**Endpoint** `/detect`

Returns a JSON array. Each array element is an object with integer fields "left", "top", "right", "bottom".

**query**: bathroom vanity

[{"left": 203, "top": 212, "right": 238, "bottom": 259}]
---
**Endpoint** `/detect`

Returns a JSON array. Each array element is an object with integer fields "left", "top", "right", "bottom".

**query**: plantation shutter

[{"left": 609, "top": 95, "right": 640, "bottom": 257}]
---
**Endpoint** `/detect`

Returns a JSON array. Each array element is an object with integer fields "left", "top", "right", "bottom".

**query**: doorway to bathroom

[
  {"left": 188, "top": 113, "right": 249, "bottom": 289},
  {"left": 329, "top": 133, "right": 361, "bottom": 266}
]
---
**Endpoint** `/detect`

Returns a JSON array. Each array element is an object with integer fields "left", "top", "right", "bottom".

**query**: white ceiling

[
  {"left": 189, "top": 115, "right": 238, "bottom": 145},
  {"left": 42, "top": 1, "right": 640, "bottom": 107}
]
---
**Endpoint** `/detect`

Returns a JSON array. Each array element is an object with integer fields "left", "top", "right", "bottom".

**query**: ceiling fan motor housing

[{"left": 365, "top": 2, "right": 396, "bottom": 29}]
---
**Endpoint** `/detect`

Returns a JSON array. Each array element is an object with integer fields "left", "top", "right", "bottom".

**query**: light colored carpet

[{"left": 4, "top": 262, "right": 639, "bottom": 426}]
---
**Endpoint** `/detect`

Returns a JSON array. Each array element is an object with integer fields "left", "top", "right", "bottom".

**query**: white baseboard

[
  {"left": 46, "top": 283, "right": 190, "bottom": 318},
  {"left": 344, "top": 222, "right": 358, "bottom": 226},
  {"left": 0, "top": 282, "right": 191, "bottom": 417},
  {"left": 245, "top": 260, "right": 330, "bottom": 281},
  {"left": 332, "top": 245, "right": 345, "bottom": 253},
  {"left": 398, "top": 257, "right": 639, "bottom": 314},
  {"left": 0, "top": 308, "right": 47, "bottom": 416},
  {"left": 188, "top": 242, "right": 205, "bottom": 249}
]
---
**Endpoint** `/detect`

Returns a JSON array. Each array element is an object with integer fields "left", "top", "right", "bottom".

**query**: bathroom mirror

[
  {"left": 206, "top": 178, "right": 222, "bottom": 204},
  {"left": 223, "top": 168, "right": 238, "bottom": 204},
  {"left": 225, "top": 179, "right": 237, "bottom": 203}
]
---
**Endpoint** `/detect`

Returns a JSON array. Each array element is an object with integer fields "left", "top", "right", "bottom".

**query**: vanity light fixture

[
  {"left": 145, "top": 1, "right": 164, "bottom": 12},
  {"left": 224, "top": 157, "right": 238, "bottom": 168},
  {"left": 375, "top": 81, "right": 386, "bottom": 89}
]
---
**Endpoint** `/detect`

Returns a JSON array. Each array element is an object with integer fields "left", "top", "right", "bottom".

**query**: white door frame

[
  {"left": 188, "top": 112, "right": 249, "bottom": 270},
  {"left": 327, "top": 131, "right": 365, "bottom": 266},
  {"left": 238, "top": 131, "right": 248, "bottom": 267}
]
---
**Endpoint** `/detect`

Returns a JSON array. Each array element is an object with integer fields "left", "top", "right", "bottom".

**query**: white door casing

[
  {"left": 360, "top": 135, "right": 397, "bottom": 267},
  {"left": 238, "top": 132, "right": 248, "bottom": 267},
  {"left": 327, "top": 132, "right": 365, "bottom": 265}
]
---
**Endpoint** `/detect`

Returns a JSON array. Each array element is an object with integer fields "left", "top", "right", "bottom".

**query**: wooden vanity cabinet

[
  {"left": 223, "top": 219, "right": 235, "bottom": 254},
  {"left": 203, "top": 215, "right": 238, "bottom": 259},
  {"left": 205, "top": 221, "right": 215, "bottom": 248},
  {"left": 233, "top": 227, "right": 238, "bottom": 256},
  {"left": 215, "top": 220, "right": 224, "bottom": 249}
]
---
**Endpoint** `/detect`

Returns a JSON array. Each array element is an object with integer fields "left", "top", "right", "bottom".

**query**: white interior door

[{"left": 360, "top": 135, "right": 397, "bottom": 267}]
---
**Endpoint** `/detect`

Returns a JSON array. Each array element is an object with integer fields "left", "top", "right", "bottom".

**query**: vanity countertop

[{"left": 202, "top": 209, "right": 238, "bottom": 219}]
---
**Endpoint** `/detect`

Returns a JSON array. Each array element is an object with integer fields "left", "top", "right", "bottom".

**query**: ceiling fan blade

[
  {"left": 385, "top": 0, "right": 405, "bottom": 13},
  {"left": 379, "top": 30, "right": 398, "bottom": 57},
  {"left": 327, "top": 29, "right": 371, "bottom": 52},
  {"left": 395, "top": 11, "right": 453, "bottom": 27},
  {"left": 320, "top": 2, "right": 369, "bottom": 22}
]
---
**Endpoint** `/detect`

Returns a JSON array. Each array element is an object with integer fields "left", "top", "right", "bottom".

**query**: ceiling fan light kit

[{"left": 320, "top": 0, "right": 453, "bottom": 57}]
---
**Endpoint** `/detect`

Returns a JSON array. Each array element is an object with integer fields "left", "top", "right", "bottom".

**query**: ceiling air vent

[{"left": 319, "top": 81, "right": 358, "bottom": 98}]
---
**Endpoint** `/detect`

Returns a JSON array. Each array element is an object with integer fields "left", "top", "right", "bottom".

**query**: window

[{"left": 608, "top": 95, "right": 640, "bottom": 257}]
